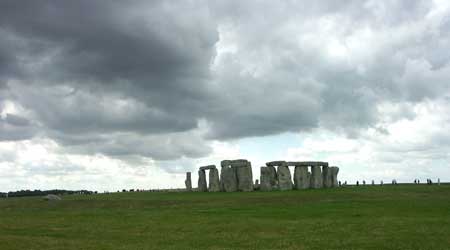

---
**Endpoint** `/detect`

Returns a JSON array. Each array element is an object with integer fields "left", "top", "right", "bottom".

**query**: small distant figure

[
  {"left": 418, "top": 179, "right": 420, "bottom": 184},
  {"left": 371, "top": 180, "right": 375, "bottom": 185},
  {"left": 363, "top": 180, "right": 366, "bottom": 185},
  {"left": 338, "top": 181, "right": 341, "bottom": 187},
  {"left": 438, "top": 178, "right": 440, "bottom": 185},
  {"left": 356, "top": 181, "right": 359, "bottom": 186},
  {"left": 344, "top": 181, "right": 347, "bottom": 186},
  {"left": 380, "top": 180, "right": 383, "bottom": 186},
  {"left": 414, "top": 179, "right": 417, "bottom": 184}
]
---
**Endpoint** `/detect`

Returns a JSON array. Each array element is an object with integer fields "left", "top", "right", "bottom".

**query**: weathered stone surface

[
  {"left": 294, "top": 166, "right": 310, "bottom": 189},
  {"left": 310, "top": 165, "right": 323, "bottom": 188},
  {"left": 330, "top": 166, "right": 339, "bottom": 187},
  {"left": 198, "top": 170, "right": 207, "bottom": 192},
  {"left": 254, "top": 179, "right": 260, "bottom": 190},
  {"left": 260, "top": 165, "right": 278, "bottom": 191},
  {"left": 199, "top": 165, "right": 216, "bottom": 170},
  {"left": 220, "top": 166, "right": 237, "bottom": 192},
  {"left": 260, "top": 167, "right": 272, "bottom": 191},
  {"left": 266, "top": 161, "right": 286, "bottom": 167},
  {"left": 43, "top": 194, "right": 61, "bottom": 201},
  {"left": 236, "top": 163, "right": 253, "bottom": 191},
  {"left": 287, "top": 161, "right": 328, "bottom": 167},
  {"left": 267, "top": 165, "right": 278, "bottom": 188},
  {"left": 277, "top": 164, "right": 293, "bottom": 191},
  {"left": 322, "top": 165, "right": 332, "bottom": 188},
  {"left": 208, "top": 168, "right": 220, "bottom": 192},
  {"left": 230, "top": 159, "right": 249, "bottom": 167},
  {"left": 185, "top": 172, "right": 192, "bottom": 191},
  {"left": 220, "top": 160, "right": 231, "bottom": 168}
]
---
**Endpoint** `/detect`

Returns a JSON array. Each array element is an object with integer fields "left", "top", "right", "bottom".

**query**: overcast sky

[{"left": 1, "top": 0, "right": 449, "bottom": 192}]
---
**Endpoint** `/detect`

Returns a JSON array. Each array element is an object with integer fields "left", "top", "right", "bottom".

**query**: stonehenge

[
  {"left": 197, "top": 169, "right": 207, "bottom": 192},
  {"left": 292, "top": 164, "right": 310, "bottom": 190},
  {"left": 221, "top": 159, "right": 253, "bottom": 192},
  {"left": 330, "top": 166, "right": 339, "bottom": 187},
  {"left": 267, "top": 161, "right": 292, "bottom": 191},
  {"left": 185, "top": 172, "right": 192, "bottom": 191},
  {"left": 191, "top": 159, "right": 339, "bottom": 192},
  {"left": 220, "top": 162, "right": 238, "bottom": 192},
  {"left": 260, "top": 165, "right": 277, "bottom": 191},
  {"left": 209, "top": 168, "right": 220, "bottom": 192}
]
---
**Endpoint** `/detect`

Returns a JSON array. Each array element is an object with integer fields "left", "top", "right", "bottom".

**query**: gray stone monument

[
  {"left": 310, "top": 165, "right": 323, "bottom": 189},
  {"left": 220, "top": 160, "right": 238, "bottom": 192},
  {"left": 260, "top": 166, "right": 274, "bottom": 191},
  {"left": 199, "top": 165, "right": 220, "bottom": 192},
  {"left": 231, "top": 159, "right": 254, "bottom": 192},
  {"left": 197, "top": 169, "right": 207, "bottom": 192},
  {"left": 185, "top": 172, "right": 192, "bottom": 191},
  {"left": 322, "top": 165, "right": 332, "bottom": 188},
  {"left": 267, "top": 161, "right": 292, "bottom": 191},
  {"left": 330, "top": 166, "right": 339, "bottom": 188},
  {"left": 290, "top": 163, "right": 310, "bottom": 189},
  {"left": 254, "top": 179, "right": 260, "bottom": 190},
  {"left": 209, "top": 168, "right": 220, "bottom": 192}
]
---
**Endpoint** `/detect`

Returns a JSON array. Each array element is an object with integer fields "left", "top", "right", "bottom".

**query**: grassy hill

[{"left": 0, "top": 185, "right": 449, "bottom": 250}]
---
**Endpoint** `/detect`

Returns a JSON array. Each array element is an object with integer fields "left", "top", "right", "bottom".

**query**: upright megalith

[
  {"left": 185, "top": 172, "right": 192, "bottom": 191},
  {"left": 330, "top": 166, "right": 339, "bottom": 187},
  {"left": 310, "top": 165, "right": 323, "bottom": 189},
  {"left": 260, "top": 167, "right": 274, "bottom": 191},
  {"left": 254, "top": 179, "right": 260, "bottom": 190},
  {"left": 278, "top": 165, "right": 293, "bottom": 191},
  {"left": 208, "top": 168, "right": 220, "bottom": 192},
  {"left": 232, "top": 159, "right": 254, "bottom": 192},
  {"left": 220, "top": 159, "right": 254, "bottom": 192},
  {"left": 197, "top": 170, "right": 207, "bottom": 192},
  {"left": 268, "top": 161, "right": 292, "bottom": 191},
  {"left": 322, "top": 165, "right": 332, "bottom": 188},
  {"left": 292, "top": 165, "right": 310, "bottom": 189},
  {"left": 220, "top": 160, "right": 238, "bottom": 192}
]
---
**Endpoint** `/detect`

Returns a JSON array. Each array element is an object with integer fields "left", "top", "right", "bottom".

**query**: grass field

[{"left": 0, "top": 185, "right": 449, "bottom": 250}]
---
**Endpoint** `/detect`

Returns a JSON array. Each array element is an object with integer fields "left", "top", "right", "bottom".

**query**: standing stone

[
  {"left": 220, "top": 165, "right": 238, "bottom": 192},
  {"left": 208, "top": 168, "right": 220, "bottom": 192},
  {"left": 267, "top": 165, "right": 278, "bottom": 189},
  {"left": 236, "top": 162, "right": 253, "bottom": 192},
  {"left": 185, "top": 172, "right": 192, "bottom": 191},
  {"left": 277, "top": 163, "right": 293, "bottom": 191},
  {"left": 322, "top": 165, "right": 332, "bottom": 188},
  {"left": 198, "top": 170, "right": 207, "bottom": 192},
  {"left": 260, "top": 166, "right": 273, "bottom": 191},
  {"left": 330, "top": 166, "right": 339, "bottom": 188},
  {"left": 254, "top": 179, "right": 260, "bottom": 190},
  {"left": 294, "top": 166, "right": 310, "bottom": 189},
  {"left": 310, "top": 165, "right": 323, "bottom": 188}
]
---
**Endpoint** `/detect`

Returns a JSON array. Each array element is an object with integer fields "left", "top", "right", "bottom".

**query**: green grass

[{"left": 0, "top": 185, "right": 449, "bottom": 250}]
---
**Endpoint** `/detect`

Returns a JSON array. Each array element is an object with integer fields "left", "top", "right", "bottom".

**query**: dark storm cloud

[
  {"left": 1, "top": 1, "right": 450, "bottom": 161},
  {"left": 0, "top": 1, "right": 217, "bottom": 83}
]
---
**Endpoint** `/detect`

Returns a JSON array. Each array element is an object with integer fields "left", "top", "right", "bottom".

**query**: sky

[{"left": 1, "top": 0, "right": 450, "bottom": 192}]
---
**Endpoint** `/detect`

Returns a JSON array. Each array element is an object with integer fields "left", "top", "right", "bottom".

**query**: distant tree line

[{"left": 0, "top": 189, "right": 95, "bottom": 198}]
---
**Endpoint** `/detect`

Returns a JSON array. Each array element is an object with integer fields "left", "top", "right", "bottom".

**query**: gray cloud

[{"left": 1, "top": 0, "right": 450, "bottom": 163}]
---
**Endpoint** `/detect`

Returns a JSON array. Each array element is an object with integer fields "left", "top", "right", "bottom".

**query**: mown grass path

[{"left": 1, "top": 185, "right": 449, "bottom": 249}]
